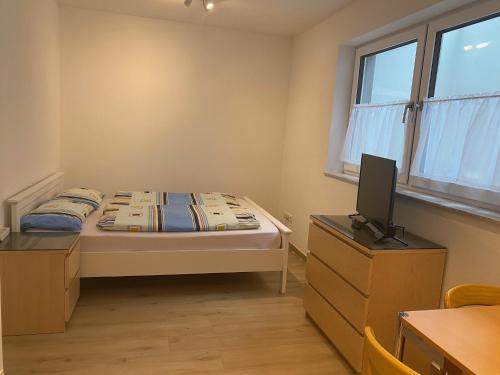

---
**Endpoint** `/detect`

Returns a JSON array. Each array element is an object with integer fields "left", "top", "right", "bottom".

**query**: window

[
  {"left": 343, "top": 26, "right": 426, "bottom": 181},
  {"left": 430, "top": 14, "right": 500, "bottom": 97},
  {"left": 338, "top": 1, "right": 500, "bottom": 210},
  {"left": 357, "top": 42, "right": 417, "bottom": 104}
]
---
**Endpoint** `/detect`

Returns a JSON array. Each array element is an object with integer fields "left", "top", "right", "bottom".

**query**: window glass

[
  {"left": 358, "top": 42, "right": 417, "bottom": 104},
  {"left": 431, "top": 14, "right": 500, "bottom": 97}
]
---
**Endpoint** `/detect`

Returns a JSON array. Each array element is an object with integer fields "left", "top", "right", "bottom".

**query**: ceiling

[{"left": 57, "top": 0, "right": 351, "bottom": 36}]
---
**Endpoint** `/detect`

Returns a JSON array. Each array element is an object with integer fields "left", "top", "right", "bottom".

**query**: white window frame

[
  {"left": 345, "top": 25, "right": 427, "bottom": 182},
  {"left": 341, "top": 0, "right": 500, "bottom": 213},
  {"left": 410, "top": 0, "right": 500, "bottom": 210},
  {"left": 417, "top": 0, "right": 500, "bottom": 103}
]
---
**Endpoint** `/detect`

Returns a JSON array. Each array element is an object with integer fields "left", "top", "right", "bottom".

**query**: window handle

[{"left": 402, "top": 103, "right": 414, "bottom": 124}]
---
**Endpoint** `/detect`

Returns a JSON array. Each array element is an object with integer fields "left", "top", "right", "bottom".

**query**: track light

[
  {"left": 184, "top": 0, "right": 215, "bottom": 12},
  {"left": 203, "top": 0, "right": 215, "bottom": 11}
]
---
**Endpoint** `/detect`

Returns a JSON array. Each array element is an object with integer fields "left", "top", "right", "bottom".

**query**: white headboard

[{"left": 7, "top": 172, "right": 65, "bottom": 232}]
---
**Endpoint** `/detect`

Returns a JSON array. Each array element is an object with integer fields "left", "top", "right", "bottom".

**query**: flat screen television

[{"left": 356, "top": 154, "right": 397, "bottom": 236}]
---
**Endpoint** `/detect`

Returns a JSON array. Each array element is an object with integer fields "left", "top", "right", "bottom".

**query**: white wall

[
  {"left": 0, "top": 0, "right": 61, "bottom": 228},
  {"left": 60, "top": 7, "right": 291, "bottom": 214},
  {"left": 2, "top": 0, "right": 498, "bottom": 295},
  {"left": 280, "top": 0, "right": 500, "bottom": 293}
]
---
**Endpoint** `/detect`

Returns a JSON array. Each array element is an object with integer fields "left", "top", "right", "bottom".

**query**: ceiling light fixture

[
  {"left": 203, "top": 0, "right": 215, "bottom": 11},
  {"left": 463, "top": 41, "right": 491, "bottom": 52},
  {"left": 184, "top": 0, "right": 214, "bottom": 11}
]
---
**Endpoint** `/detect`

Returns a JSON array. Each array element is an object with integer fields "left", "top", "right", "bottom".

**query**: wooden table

[{"left": 395, "top": 306, "right": 500, "bottom": 375}]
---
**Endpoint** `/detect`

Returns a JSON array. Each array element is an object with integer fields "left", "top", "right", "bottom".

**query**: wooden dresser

[
  {"left": 304, "top": 215, "right": 447, "bottom": 374},
  {"left": 0, "top": 233, "right": 80, "bottom": 335}
]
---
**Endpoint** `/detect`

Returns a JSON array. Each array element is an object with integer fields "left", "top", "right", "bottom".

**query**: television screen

[{"left": 356, "top": 154, "right": 397, "bottom": 235}]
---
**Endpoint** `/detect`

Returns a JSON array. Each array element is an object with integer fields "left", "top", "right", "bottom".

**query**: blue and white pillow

[
  {"left": 56, "top": 187, "right": 104, "bottom": 209},
  {"left": 21, "top": 199, "right": 95, "bottom": 232}
]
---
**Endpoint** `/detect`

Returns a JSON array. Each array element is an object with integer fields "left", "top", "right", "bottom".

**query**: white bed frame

[{"left": 8, "top": 173, "right": 291, "bottom": 293}]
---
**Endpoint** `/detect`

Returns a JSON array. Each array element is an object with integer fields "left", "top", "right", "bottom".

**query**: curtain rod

[
  {"left": 353, "top": 100, "right": 408, "bottom": 109},
  {"left": 425, "top": 92, "right": 500, "bottom": 103}
]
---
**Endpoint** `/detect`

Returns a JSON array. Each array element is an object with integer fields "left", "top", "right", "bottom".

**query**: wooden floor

[{"left": 3, "top": 252, "right": 354, "bottom": 374}]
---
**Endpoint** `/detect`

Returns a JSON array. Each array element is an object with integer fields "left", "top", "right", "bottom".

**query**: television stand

[
  {"left": 348, "top": 214, "right": 408, "bottom": 247},
  {"left": 374, "top": 235, "right": 408, "bottom": 247},
  {"left": 375, "top": 225, "right": 409, "bottom": 247}
]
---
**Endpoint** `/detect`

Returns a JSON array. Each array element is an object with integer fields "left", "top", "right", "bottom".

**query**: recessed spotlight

[{"left": 463, "top": 45, "right": 474, "bottom": 51}]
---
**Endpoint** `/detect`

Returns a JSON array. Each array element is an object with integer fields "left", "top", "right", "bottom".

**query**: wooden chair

[
  {"left": 444, "top": 284, "right": 500, "bottom": 309},
  {"left": 364, "top": 326, "right": 419, "bottom": 375},
  {"left": 440, "top": 284, "right": 500, "bottom": 374}
]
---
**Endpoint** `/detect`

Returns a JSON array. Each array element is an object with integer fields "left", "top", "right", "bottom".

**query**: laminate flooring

[{"left": 4, "top": 251, "right": 353, "bottom": 375}]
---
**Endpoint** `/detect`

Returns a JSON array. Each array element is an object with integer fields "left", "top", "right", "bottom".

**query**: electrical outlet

[{"left": 283, "top": 211, "right": 293, "bottom": 225}]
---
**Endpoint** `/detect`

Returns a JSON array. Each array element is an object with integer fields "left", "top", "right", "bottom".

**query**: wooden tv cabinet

[{"left": 304, "top": 215, "right": 447, "bottom": 374}]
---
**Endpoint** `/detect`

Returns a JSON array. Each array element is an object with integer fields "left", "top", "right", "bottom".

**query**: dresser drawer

[
  {"left": 308, "top": 223, "right": 372, "bottom": 294},
  {"left": 304, "top": 284, "right": 364, "bottom": 372},
  {"left": 306, "top": 254, "right": 369, "bottom": 333},
  {"left": 65, "top": 271, "right": 80, "bottom": 322},
  {"left": 65, "top": 240, "right": 80, "bottom": 289}
]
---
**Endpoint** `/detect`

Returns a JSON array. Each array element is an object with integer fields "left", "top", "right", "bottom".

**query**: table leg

[
  {"left": 394, "top": 318, "right": 406, "bottom": 361},
  {"left": 442, "top": 358, "right": 463, "bottom": 375}
]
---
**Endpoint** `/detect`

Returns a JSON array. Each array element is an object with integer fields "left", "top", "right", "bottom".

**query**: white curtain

[
  {"left": 410, "top": 93, "right": 500, "bottom": 202},
  {"left": 343, "top": 101, "right": 407, "bottom": 170}
]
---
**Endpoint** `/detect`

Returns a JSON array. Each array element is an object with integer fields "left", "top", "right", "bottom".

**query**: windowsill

[{"left": 324, "top": 171, "right": 500, "bottom": 223}]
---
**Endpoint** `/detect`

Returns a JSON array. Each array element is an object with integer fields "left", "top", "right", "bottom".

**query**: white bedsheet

[{"left": 80, "top": 198, "right": 281, "bottom": 252}]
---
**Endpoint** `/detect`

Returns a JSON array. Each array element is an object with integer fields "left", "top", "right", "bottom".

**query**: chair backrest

[
  {"left": 364, "top": 326, "right": 419, "bottom": 375},
  {"left": 444, "top": 284, "right": 500, "bottom": 309}
]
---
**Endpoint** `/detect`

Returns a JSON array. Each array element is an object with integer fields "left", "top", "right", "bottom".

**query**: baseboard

[{"left": 289, "top": 242, "right": 307, "bottom": 260}]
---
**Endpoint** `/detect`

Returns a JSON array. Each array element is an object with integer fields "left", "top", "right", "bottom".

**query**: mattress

[{"left": 80, "top": 198, "right": 281, "bottom": 252}]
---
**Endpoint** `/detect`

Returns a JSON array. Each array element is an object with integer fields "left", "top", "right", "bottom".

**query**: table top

[
  {"left": 0, "top": 232, "right": 79, "bottom": 252},
  {"left": 312, "top": 215, "right": 444, "bottom": 250},
  {"left": 401, "top": 306, "right": 500, "bottom": 375}
]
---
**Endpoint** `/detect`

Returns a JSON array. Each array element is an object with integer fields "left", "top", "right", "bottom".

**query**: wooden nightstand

[{"left": 0, "top": 232, "right": 80, "bottom": 336}]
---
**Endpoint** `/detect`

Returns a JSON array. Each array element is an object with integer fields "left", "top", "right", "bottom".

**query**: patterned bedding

[
  {"left": 105, "top": 191, "right": 240, "bottom": 211},
  {"left": 97, "top": 192, "right": 260, "bottom": 232}
]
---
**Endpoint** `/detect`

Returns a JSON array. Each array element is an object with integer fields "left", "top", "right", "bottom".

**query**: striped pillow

[
  {"left": 21, "top": 199, "right": 95, "bottom": 231},
  {"left": 56, "top": 188, "right": 104, "bottom": 208}
]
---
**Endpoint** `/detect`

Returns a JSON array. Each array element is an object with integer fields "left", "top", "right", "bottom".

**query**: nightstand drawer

[
  {"left": 65, "top": 271, "right": 80, "bottom": 322},
  {"left": 306, "top": 254, "right": 369, "bottom": 333},
  {"left": 308, "top": 223, "right": 372, "bottom": 294},
  {"left": 304, "top": 284, "right": 364, "bottom": 372},
  {"left": 65, "top": 240, "right": 80, "bottom": 289}
]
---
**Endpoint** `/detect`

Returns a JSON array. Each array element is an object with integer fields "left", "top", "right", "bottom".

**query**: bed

[{"left": 8, "top": 172, "right": 291, "bottom": 293}]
